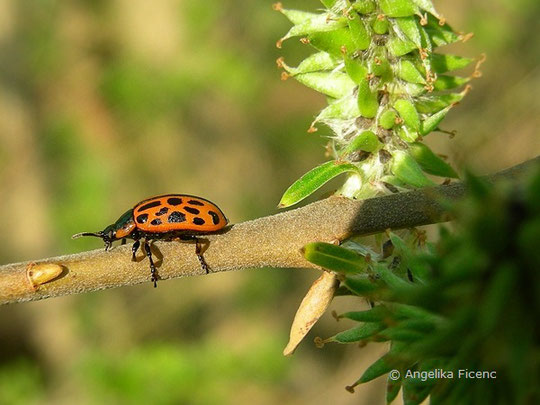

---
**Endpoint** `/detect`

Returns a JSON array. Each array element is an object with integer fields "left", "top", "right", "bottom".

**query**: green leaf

[
  {"left": 420, "top": 105, "right": 452, "bottom": 134},
  {"left": 280, "top": 11, "right": 346, "bottom": 41},
  {"left": 371, "top": 55, "right": 393, "bottom": 81},
  {"left": 352, "top": 1, "right": 376, "bottom": 14},
  {"left": 303, "top": 242, "right": 367, "bottom": 274},
  {"left": 372, "top": 15, "right": 389, "bottom": 34},
  {"left": 359, "top": 355, "right": 396, "bottom": 383},
  {"left": 379, "top": 109, "right": 397, "bottom": 129},
  {"left": 341, "top": 130, "right": 381, "bottom": 155},
  {"left": 391, "top": 150, "right": 435, "bottom": 187},
  {"left": 278, "top": 9, "right": 319, "bottom": 26},
  {"left": 409, "top": 142, "right": 459, "bottom": 178},
  {"left": 344, "top": 276, "right": 378, "bottom": 295},
  {"left": 397, "top": 60, "right": 426, "bottom": 84},
  {"left": 394, "top": 16, "right": 422, "bottom": 47},
  {"left": 433, "top": 75, "right": 469, "bottom": 91},
  {"left": 386, "top": 375, "right": 402, "bottom": 403},
  {"left": 341, "top": 306, "right": 392, "bottom": 323},
  {"left": 285, "top": 52, "right": 339, "bottom": 75},
  {"left": 309, "top": 28, "right": 356, "bottom": 57},
  {"left": 424, "top": 17, "right": 460, "bottom": 46},
  {"left": 320, "top": 0, "right": 338, "bottom": 8},
  {"left": 376, "top": 264, "right": 411, "bottom": 290},
  {"left": 397, "top": 126, "right": 419, "bottom": 143},
  {"left": 344, "top": 56, "right": 368, "bottom": 85},
  {"left": 388, "top": 37, "right": 417, "bottom": 57},
  {"left": 415, "top": 93, "right": 464, "bottom": 114},
  {"left": 279, "top": 161, "right": 359, "bottom": 207},
  {"left": 402, "top": 378, "right": 433, "bottom": 405},
  {"left": 431, "top": 53, "right": 473, "bottom": 74},
  {"left": 294, "top": 71, "right": 355, "bottom": 99},
  {"left": 411, "top": 0, "right": 439, "bottom": 17},
  {"left": 348, "top": 14, "right": 370, "bottom": 50},
  {"left": 378, "top": 327, "right": 424, "bottom": 342},
  {"left": 358, "top": 78, "right": 379, "bottom": 118},
  {"left": 394, "top": 99, "right": 420, "bottom": 131},
  {"left": 380, "top": 0, "right": 419, "bottom": 17},
  {"left": 316, "top": 94, "right": 360, "bottom": 121},
  {"left": 359, "top": 343, "right": 409, "bottom": 383},
  {"left": 331, "top": 322, "right": 385, "bottom": 343}
]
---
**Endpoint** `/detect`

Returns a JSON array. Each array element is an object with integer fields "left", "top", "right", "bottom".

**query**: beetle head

[{"left": 72, "top": 224, "right": 116, "bottom": 250}]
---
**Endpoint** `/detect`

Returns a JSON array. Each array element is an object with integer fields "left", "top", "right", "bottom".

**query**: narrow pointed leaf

[
  {"left": 433, "top": 75, "right": 469, "bottom": 91},
  {"left": 415, "top": 93, "right": 464, "bottom": 114},
  {"left": 331, "top": 322, "right": 385, "bottom": 343},
  {"left": 380, "top": 0, "right": 419, "bottom": 17},
  {"left": 303, "top": 242, "right": 368, "bottom": 274},
  {"left": 341, "top": 130, "right": 380, "bottom": 155},
  {"left": 309, "top": 28, "right": 356, "bottom": 57},
  {"left": 348, "top": 13, "right": 370, "bottom": 50},
  {"left": 359, "top": 355, "right": 396, "bottom": 383},
  {"left": 316, "top": 94, "right": 360, "bottom": 121},
  {"left": 372, "top": 16, "right": 389, "bottom": 34},
  {"left": 388, "top": 37, "right": 417, "bottom": 57},
  {"left": 344, "top": 276, "right": 378, "bottom": 295},
  {"left": 358, "top": 78, "right": 379, "bottom": 118},
  {"left": 395, "top": 16, "right": 422, "bottom": 47},
  {"left": 411, "top": 0, "right": 439, "bottom": 17},
  {"left": 397, "top": 60, "right": 426, "bottom": 84},
  {"left": 294, "top": 71, "right": 355, "bottom": 99},
  {"left": 379, "top": 109, "right": 397, "bottom": 129},
  {"left": 352, "top": 0, "right": 376, "bottom": 14},
  {"left": 341, "top": 305, "right": 391, "bottom": 322},
  {"left": 409, "top": 142, "right": 459, "bottom": 178},
  {"left": 386, "top": 375, "right": 402, "bottom": 403},
  {"left": 280, "top": 11, "right": 346, "bottom": 40},
  {"left": 289, "top": 52, "right": 339, "bottom": 75},
  {"left": 279, "top": 161, "right": 359, "bottom": 207},
  {"left": 420, "top": 105, "right": 452, "bottom": 134},
  {"left": 394, "top": 99, "right": 420, "bottom": 131},
  {"left": 431, "top": 53, "right": 473, "bottom": 74},
  {"left": 376, "top": 264, "right": 411, "bottom": 290},
  {"left": 397, "top": 126, "right": 419, "bottom": 143},
  {"left": 344, "top": 56, "right": 368, "bottom": 84},
  {"left": 391, "top": 151, "right": 435, "bottom": 187},
  {"left": 425, "top": 18, "right": 460, "bottom": 46}
]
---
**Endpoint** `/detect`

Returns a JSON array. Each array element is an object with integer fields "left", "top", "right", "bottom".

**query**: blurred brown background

[{"left": 0, "top": 0, "right": 538, "bottom": 404}]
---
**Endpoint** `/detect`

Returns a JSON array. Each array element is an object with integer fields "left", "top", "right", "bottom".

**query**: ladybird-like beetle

[{"left": 72, "top": 194, "right": 228, "bottom": 287}]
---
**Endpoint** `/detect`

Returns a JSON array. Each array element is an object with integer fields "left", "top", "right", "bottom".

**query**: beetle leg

[
  {"left": 131, "top": 240, "right": 140, "bottom": 261},
  {"left": 121, "top": 238, "right": 127, "bottom": 245},
  {"left": 195, "top": 238, "right": 209, "bottom": 274},
  {"left": 179, "top": 235, "right": 209, "bottom": 274},
  {"left": 143, "top": 240, "right": 158, "bottom": 288}
]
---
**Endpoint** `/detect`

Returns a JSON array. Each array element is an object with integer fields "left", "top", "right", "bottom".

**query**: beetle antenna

[{"left": 71, "top": 231, "right": 103, "bottom": 239}]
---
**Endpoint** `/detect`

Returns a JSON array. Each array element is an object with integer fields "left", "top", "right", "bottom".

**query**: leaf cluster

[{"left": 305, "top": 166, "right": 540, "bottom": 404}]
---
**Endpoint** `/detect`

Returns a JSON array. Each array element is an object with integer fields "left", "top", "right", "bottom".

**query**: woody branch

[{"left": 0, "top": 157, "right": 536, "bottom": 305}]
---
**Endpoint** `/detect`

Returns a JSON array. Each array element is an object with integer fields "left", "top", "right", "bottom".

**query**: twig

[{"left": 0, "top": 157, "right": 537, "bottom": 304}]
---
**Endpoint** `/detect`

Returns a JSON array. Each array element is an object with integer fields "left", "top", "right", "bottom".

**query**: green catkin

[{"left": 276, "top": 0, "right": 475, "bottom": 202}]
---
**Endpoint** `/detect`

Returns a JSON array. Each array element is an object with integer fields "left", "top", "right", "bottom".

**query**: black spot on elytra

[
  {"left": 167, "top": 197, "right": 183, "bottom": 205},
  {"left": 208, "top": 211, "right": 220, "bottom": 225},
  {"left": 187, "top": 199, "right": 204, "bottom": 206},
  {"left": 151, "top": 218, "right": 162, "bottom": 226},
  {"left": 184, "top": 206, "right": 200, "bottom": 215},
  {"left": 138, "top": 200, "right": 161, "bottom": 212},
  {"left": 193, "top": 217, "right": 205, "bottom": 225},
  {"left": 156, "top": 207, "right": 169, "bottom": 216},
  {"left": 168, "top": 211, "right": 186, "bottom": 223},
  {"left": 136, "top": 213, "right": 149, "bottom": 224}
]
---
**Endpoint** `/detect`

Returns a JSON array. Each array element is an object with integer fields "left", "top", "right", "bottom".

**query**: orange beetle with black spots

[{"left": 73, "top": 194, "right": 228, "bottom": 287}]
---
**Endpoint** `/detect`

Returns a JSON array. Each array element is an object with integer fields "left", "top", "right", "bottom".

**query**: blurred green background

[{"left": 0, "top": 1, "right": 537, "bottom": 404}]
